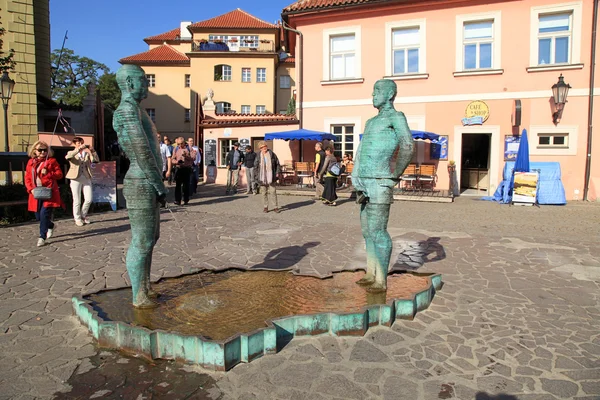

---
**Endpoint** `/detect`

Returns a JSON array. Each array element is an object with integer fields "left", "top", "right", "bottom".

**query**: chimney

[{"left": 180, "top": 22, "right": 192, "bottom": 40}]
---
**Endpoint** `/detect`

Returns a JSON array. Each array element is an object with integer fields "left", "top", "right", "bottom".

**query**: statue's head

[
  {"left": 116, "top": 64, "right": 148, "bottom": 101},
  {"left": 372, "top": 79, "right": 397, "bottom": 109}
]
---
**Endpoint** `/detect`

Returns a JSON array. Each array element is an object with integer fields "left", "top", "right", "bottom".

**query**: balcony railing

[{"left": 192, "top": 40, "right": 275, "bottom": 53}]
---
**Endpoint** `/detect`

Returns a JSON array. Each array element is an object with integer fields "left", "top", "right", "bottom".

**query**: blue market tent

[
  {"left": 265, "top": 129, "right": 336, "bottom": 161},
  {"left": 359, "top": 130, "right": 441, "bottom": 142},
  {"left": 484, "top": 161, "right": 567, "bottom": 205}
]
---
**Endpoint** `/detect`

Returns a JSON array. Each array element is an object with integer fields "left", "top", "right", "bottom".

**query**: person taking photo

[{"left": 66, "top": 137, "right": 99, "bottom": 226}]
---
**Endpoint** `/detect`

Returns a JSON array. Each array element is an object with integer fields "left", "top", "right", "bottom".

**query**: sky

[{"left": 50, "top": 0, "right": 293, "bottom": 73}]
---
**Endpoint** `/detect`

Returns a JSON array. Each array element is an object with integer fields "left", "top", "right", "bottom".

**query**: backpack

[{"left": 329, "top": 162, "right": 342, "bottom": 176}]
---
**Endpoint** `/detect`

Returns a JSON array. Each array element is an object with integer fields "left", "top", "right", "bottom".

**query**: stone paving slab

[{"left": 0, "top": 185, "right": 599, "bottom": 399}]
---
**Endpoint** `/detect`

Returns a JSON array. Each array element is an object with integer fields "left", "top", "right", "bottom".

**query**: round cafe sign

[{"left": 465, "top": 100, "right": 490, "bottom": 122}]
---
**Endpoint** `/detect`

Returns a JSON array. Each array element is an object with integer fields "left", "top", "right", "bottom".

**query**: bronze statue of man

[
  {"left": 113, "top": 64, "right": 167, "bottom": 308},
  {"left": 352, "top": 79, "right": 414, "bottom": 293}
]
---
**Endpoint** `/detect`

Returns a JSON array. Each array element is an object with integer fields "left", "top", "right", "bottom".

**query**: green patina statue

[
  {"left": 113, "top": 64, "right": 167, "bottom": 308},
  {"left": 352, "top": 79, "right": 414, "bottom": 293}
]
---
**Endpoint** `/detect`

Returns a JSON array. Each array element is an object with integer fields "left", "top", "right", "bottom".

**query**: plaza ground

[{"left": 0, "top": 185, "right": 599, "bottom": 399}]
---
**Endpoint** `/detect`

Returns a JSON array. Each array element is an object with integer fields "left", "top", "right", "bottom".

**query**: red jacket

[{"left": 24, "top": 157, "right": 64, "bottom": 212}]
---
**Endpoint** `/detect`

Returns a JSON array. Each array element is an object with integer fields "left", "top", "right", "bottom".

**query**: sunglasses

[{"left": 36, "top": 148, "right": 48, "bottom": 152}]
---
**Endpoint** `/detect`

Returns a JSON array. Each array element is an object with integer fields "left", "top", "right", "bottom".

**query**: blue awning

[
  {"left": 265, "top": 129, "right": 336, "bottom": 141},
  {"left": 359, "top": 130, "right": 441, "bottom": 142}
]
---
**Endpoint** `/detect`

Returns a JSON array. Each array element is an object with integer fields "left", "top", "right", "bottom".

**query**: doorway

[{"left": 460, "top": 133, "right": 491, "bottom": 195}]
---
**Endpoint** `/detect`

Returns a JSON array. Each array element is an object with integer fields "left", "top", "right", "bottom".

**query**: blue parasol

[{"left": 514, "top": 128, "right": 530, "bottom": 173}]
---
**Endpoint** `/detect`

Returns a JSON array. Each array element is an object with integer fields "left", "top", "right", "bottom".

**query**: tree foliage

[
  {"left": 97, "top": 73, "right": 120, "bottom": 111},
  {"left": 0, "top": 12, "right": 16, "bottom": 73},
  {"left": 286, "top": 96, "right": 296, "bottom": 116},
  {"left": 51, "top": 48, "right": 109, "bottom": 106}
]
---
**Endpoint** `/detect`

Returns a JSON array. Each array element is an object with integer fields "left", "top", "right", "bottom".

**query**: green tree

[
  {"left": 97, "top": 72, "right": 120, "bottom": 110},
  {"left": 0, "top": 11, "right": 16, "bottom": 72},
  {"left": 51, "top": 48, "right": 109, "bottom": 106},
  {"left": 286, "top": 96, "right": 296, "bottom": 116}
]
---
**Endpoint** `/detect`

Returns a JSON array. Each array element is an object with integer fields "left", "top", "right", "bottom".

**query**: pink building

[{"left": 282, "top": 0, "right": 600, "bottom": 201}]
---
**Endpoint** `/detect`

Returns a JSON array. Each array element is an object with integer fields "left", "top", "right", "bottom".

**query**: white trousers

[{"left": 70, "top": 176, "right": 93, "bottom": 221}]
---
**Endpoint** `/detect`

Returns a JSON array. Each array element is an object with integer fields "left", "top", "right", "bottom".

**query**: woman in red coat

[{"left": 24, "top": 141, "right": 63, "bottom": 247}]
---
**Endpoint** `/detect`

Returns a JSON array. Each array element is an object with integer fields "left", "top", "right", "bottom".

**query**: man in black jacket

[
  {"left": 225, "top": 142, "right": 244, "bottom": 193},
  {"left": 243, "top": 146, "right": 258, "bottom": 194}
]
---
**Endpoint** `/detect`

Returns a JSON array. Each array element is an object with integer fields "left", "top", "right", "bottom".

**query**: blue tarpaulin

[
  {"left": 484, "top": 161, "right": 567, "bottom": 205},
  {"left": 359, "top": 130, "right": 441, "bottom": 142},
  {"left": 265, "top": 129, "right": 337, "bottom": 141}
]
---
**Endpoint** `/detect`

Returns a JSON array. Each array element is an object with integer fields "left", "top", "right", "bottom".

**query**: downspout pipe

[
  {"left": 584, "top": 0, "right": 598, "bottom": 201},
  {"left": 281, "top": 19, "right": 303, "bottom": 129}
]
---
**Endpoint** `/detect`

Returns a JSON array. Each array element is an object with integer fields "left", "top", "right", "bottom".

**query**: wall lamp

[{"left": 551, "top": 74, "right": 571, "bottom": 124}]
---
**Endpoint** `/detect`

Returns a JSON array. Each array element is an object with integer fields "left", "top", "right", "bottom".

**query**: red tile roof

[
  {"left": 283, "top": 0, "right": 391, "bottom": 13},
  {"left": 189, "top": 9, "right": 277, "bottom": 30},
  {"left": 282, "top": 56, "right": 295, "bottom": 63},
  {"left": 119, "top": 44, "right": 190, "bottom": 65},
  {"left": 200, "top": 113, "right": 298, "bottom": 127},
  {"left": 144, "top": 28, "right": 183, "bottom": 43}
]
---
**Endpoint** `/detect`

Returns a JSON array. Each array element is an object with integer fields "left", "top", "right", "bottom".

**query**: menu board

[
  {"left": 505, "top": 135, "right": 520, "bottom": 161},
  {"left": 513, "top": 171, "right": 538, "bottom": 204},
  {"left": 430, "top": 136, "right": 448, "bottom": 160},
  {"left": 90, "top": 161, "right": 117, "bottom": 211},
  {"left": 239, "top": 138, "right": 250, "bottom": 150},
  {"left": 204, "top": 139, "right": 217, "bottom": 166}
]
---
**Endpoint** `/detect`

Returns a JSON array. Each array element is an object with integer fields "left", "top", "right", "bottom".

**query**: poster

[
  {"left": 90, "top": 161, "right": 117, "bottom": 211},
  {"left": 204, "top": 139, "right": 217, "bottom": 166},
  {"left": 504, "top": 135, "right": 520, "bottom": 161},
  {"left": 430, "top": 135, "right": 448, "bottom": 160},
  {"left": 513, "top": 171, "right": 538, "bottom": 204},
  {"left": 239, "top": 138, "right": 250, "bottom": 150}
]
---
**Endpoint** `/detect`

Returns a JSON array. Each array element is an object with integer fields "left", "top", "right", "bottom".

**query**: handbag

[{"left": 31, "top": 163, "right": 52, "bottom": 200}]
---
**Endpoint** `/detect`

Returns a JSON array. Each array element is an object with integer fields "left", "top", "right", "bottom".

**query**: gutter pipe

[{"left": 584, "top": 0, "right": 598, "bottom": 201}]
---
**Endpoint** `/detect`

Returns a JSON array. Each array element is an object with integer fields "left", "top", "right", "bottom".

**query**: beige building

[
  {"left": 0, "top": 0, "right": 50, "bottom": 155},
  {"left": 120, "top": 8, "right": 297, "bottom": 142}
]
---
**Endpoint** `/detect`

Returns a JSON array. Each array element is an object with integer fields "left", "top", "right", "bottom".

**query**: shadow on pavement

[
  {"left": 281, "top": 200, "right": 315, "bottom": 211},
  {"left": 250, "top": 242, "right": 320, "bottom": 271},
  {"left": 392, "top": 237, "right": 446, "bottom": 271},
  {"left": 475, "top": 393, "right": 519, "bottom": 400}
]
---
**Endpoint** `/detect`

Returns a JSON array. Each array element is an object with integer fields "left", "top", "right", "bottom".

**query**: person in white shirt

[
  {"left": 158, "top": 133, "right": 172, "bottom": 181},
  {"left": 187, "top": 137, "right": 201, "bottom": 194},
  {"left": 65, "top": 137, "right": 99, "bottom": 226}
]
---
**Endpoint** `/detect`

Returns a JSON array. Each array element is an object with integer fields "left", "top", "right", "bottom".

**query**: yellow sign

[{"left": 465, "top": 100, "right": 490, "bottom": 123}]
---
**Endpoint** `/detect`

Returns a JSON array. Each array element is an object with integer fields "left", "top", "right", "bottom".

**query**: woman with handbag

[
  {"left": 24, "top": 141, "right": 64, "bottom": 247},
  {"left": 318, "top": 147, "right": 343, "bottom": 206}
]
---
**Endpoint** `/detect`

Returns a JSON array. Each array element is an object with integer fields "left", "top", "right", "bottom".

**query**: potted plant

[
  {"left": 229, "top": 38, "right": 238, "bottom": 43},
  {"left": 259, "top": 39, "right": 270, "bottom": 44}
]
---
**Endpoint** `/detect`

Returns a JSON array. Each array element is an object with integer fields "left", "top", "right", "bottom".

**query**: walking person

[
  {"left": 225, "top": 141, "right": 244, "bottom": 194},
  {"left": 313, "top": 142, "right": 326, "bottom": 200},
  {"left": 164, "top": 136, "right": 175, "bottom": 185},
  {"left": 187, "top": 137, "right": 201, "bottom": 195},
  {"left": 171, "top": 137, "right": 196, "bottom": 205},
  {"left": 65, "top": 136, "right": 99, "bottom": 226},
  {"left": 319, "top": 147, "right": 342, "bottom": 206},
  {"left": 24, "top": 141, "right": 64, "bottom": 247},
  {"left": 158, "top": 133, "right": 172, "bottom": 182},
  {"left": 243, "top": 145, "right": 257, "bottom": 194},
  {"left": 254, "top": 141, "right": 281, "bottom": 213}
]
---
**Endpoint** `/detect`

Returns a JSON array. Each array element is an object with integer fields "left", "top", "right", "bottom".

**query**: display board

[
  {"left": 512, "top": 171, "right": 539, "bottom": 204},
  {"left": 91, "top": 161, "right": 117, "bottom": 211},
  {"left": 204, "top": 139, "right": 217, "bottom": 166}
]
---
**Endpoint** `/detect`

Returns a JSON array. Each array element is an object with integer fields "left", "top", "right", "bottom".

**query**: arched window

[
  {"left": 214, "top": 64, "right": 231, "bottom": 81},
  {"left": 216, "top": 102, "right": 231, "bottom": 113}
]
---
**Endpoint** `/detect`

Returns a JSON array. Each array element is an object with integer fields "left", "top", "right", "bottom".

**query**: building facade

[
  {"left": 283, "top": 0, "right": 600, "bottom": 201},
  {"left": 120, "top": 9, "right": 297, "bottom": 142}
]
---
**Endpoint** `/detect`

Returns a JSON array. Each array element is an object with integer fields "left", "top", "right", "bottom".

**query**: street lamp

[
  {"left": 0, "top": 71, "right": 15, "bottom": 152},
  {"left": 551, "top": 74, "right": 571, "bottom": 124}
]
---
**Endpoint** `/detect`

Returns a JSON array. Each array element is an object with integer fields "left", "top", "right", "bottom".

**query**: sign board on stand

[
  {"left": 204, "top": 139, "right": 217, "bottom": 183},
  {"left": 91, "top": 161, "right": 117, "bottom": 211},
  {"left": 239, "top": 138, "right": 250, "bottom": 150},
  {"left": 512, "top": 171, "right": 539, "bottom": 205}
]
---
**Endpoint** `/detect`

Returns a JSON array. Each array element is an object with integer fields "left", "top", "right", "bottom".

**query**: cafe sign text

[{"left": 462, "top": 100, "right": 490, "bottom": 126}]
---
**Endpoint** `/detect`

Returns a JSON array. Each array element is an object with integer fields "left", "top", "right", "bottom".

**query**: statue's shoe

[
  {"left": 133, "top": 297, "right": 159, "bottom": 309},
  {"left": 356, "top": 275, "right": 375, "bottom": 286},
  {"left": 147, "top": 289, "right": 159, "bottom": 298},
  {"left": 366, "top": 284, "right": 387, "bottom": 294}
]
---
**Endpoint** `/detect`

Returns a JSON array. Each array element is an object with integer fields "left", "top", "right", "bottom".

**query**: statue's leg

[
  {"left": 356, "top": 202, "right": 376, "bottom": 285},
  {"left": 366, "top": 204, "right": 392, "bottom": 293},
  {"left": 145, "top": 206, "right": 160, "bottom": 298},
  {"left": 127, "top": 207, "right": 159, "bottom": 308}
]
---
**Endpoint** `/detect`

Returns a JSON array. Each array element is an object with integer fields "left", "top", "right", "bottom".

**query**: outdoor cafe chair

[
  {"left": 295, "top": 162, "right": 313, "bottom": 188},
  {"left": 418, "top": 164, "right": 437, "bottom": 191},
  {"left": 400, "top": 164, "right": 418, "bottom": 190}
]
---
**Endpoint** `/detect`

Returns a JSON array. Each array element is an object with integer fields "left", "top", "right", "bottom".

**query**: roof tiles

[
  {"left": 283, "top": 0, "right": 382, "bottom": 13},
  {"left": 189, "top": 8, "right": 277, "bottom": 30},
  {"left": 144, "top": 27, "right": 183, "bottom": 42},
  {"left": 119, "top": 44, "right": 190, "bottom": 65}
]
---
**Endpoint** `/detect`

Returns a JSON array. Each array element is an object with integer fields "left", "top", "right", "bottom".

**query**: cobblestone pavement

[{"left": 0, "top": 184, "right": 599, "bottom": 399}]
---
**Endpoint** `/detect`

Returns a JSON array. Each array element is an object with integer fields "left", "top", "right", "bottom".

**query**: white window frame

[
  {"left": 256, "top": 105, "right": 266, "bottom": 114},
  {"left": 242, "top": 68, "right": 251, "bottom": 83},
  {"left": 215, "top": 102, "right": 231, "bottom": 113},
  {"left": 455, "top": 11, "right": 502, "bottom": 75},
  {"left": 145, "top": 108, "right": 155, "bottom": 122},
  {"left": 324, "top": 117, "right": 361, "bottom": 158},
  {"left": 184, "top": 108, "right": 191, "bottom": 122},
  {"left": 184, "top": 74, "right": 191, "bottom": 87},
  {"left": 529, "top": 2, "right": 582, "bottom": 69},
  {"left": 322, "top": 26, "right": 362, "bottom": 84},
  {"left": 529, "top": 125, "right": 578, "bottom": 156},
  {"left": 385, "top": 19, "right": 427, "bottom": 78},
  {"left": 240, "top": 35, "right": 259, "bottom": 48},
  {"left": 241, "top": 105, "right": 251, "bottom": 114},
  {"left": 256, "top": 68, "right": 266, "bottom": 83},
  {"left": 280, "top": 75, "right": 291, "bottom": 89},
  {"left": 214, "top": 64, "right": 231, "bottom": 81},
  {"left": 220, "top": 138, "right": 238, "bottom": 167},
  {"left": 330, "top": 124, "right": 355, "bottom": 159},
  {"left": 146, "top": 74, "right": 155, "bottom": 87}
]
